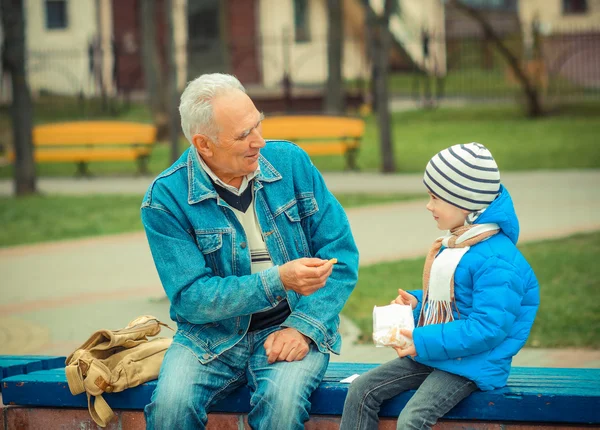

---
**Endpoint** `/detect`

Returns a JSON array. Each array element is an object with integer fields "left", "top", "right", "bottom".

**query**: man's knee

[
  {"left": 145, "top": 376, "right": 207, "bottom": 428},
  {"left": 145, "top": 344, "right": 210, "bottom": 428},
  {"left": 253, "top": 377, "right": 312, "bottom": 429},
  {"left": 250, "top": 352, "right": 328, "bottom": 429}
]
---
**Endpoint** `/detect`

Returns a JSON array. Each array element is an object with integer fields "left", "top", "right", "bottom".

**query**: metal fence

[{"left": 2, "top": 25, "right": 599, "bottom": 117}]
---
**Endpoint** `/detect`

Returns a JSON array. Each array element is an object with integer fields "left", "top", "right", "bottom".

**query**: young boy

[{"left": 340, "top": 142, "right": 540, "bottom": 430}]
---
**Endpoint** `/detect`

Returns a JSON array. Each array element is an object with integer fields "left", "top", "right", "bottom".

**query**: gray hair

[{"left": 179, "top": 73, "right": 246, "bottom": 144}]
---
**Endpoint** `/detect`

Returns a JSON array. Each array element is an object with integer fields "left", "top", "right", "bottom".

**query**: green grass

[
  {"left": 347, "top": 101, "right": 600, "bottom": 173},
  {"left": 386, "top": 69, "right": 593, "bottom": 99},
  {"left": 342, "top": 231, "right": 600, "bottom": 349},
  {"left": 0, "top": 192, "right": 422, "bottom": 248},
  {"left": 0, "top": 195, "right": 146, "bottom": 247},
  {"left": 1, "top": 101, "right": 599, "bottom": 176}
]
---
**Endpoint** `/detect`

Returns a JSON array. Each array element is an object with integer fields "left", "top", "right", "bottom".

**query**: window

[
  {"left": 293, "top": 0, "right": 310, "bottom": 43},
  {"left": 46, "top": 0, "right": 68, "bottom": 30},
  {"left": 563, "top": 0, "right": 588, "bottom": 14}
]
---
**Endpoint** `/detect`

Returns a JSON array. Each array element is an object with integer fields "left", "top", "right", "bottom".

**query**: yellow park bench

[
  {"left": 6, "top": 121, "right": 157, "bottom": 176},
  {"left": 261, "top": 115, "right": 365, "bottom": 170}
]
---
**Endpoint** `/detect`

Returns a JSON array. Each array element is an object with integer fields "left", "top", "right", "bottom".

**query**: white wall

[
  {"left": 519, "top": 0, "right": 600, "bottom": 34},
  {"left": 26, "top": 0, "right": 99, "bottom": 96},
  {"left": 258, "top": 0, "right": 369, "bottom": 87},
  {"left": 371, "top": 0, "right": 447, "bottom": 76}
]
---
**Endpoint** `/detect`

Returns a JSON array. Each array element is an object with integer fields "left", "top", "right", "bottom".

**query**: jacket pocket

[
  {"left": 283, "top": 195, "right": 318, "bottom": 221},
  {"left": 279, "top": 195, "right": 318, "bottom": 256},
  {"left": 195, "top": 232, "right": 224, "bottom": 276}
]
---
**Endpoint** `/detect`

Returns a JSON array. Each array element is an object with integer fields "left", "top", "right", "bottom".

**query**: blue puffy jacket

[{"left": 410, "top": 185, "right": 540, "bottom": 391}]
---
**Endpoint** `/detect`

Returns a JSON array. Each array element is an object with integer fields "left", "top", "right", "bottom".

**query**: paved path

[{"left": 1, "top": 170, "right": 599, "bottom": 367}]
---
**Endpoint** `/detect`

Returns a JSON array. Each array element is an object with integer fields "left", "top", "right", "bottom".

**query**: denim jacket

[{"left": 141, "top": 141, "right": 359, "bottom": 363}]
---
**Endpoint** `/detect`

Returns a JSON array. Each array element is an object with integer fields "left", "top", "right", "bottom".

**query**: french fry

[{"left": 328, "top": 258, "right": 338, "bottom": 265}]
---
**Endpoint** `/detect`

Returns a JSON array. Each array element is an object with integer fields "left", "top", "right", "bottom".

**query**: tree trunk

[
  {"left": 363, "top": 3, "right": 378, "bottom": 111},
  {"left": 166, "top": 0, "right": 180, "bottom": 163},
  {"left": 324, "top": 0, "right": 344, "bottom": 114},
  {"left": 448, "top": 0, "right": 542, "bottom": 117},
  {"left": 140, "top": 0, "right": 169, "bottom": 141},
  {"left": 1, "top": 0, "right": 37, "bottom": 195},
  {"left": 374, "top": 0, "right": 396, "bottom": 173}
]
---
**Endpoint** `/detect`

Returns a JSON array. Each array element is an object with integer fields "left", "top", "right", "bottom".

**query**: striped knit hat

[{"left": 423, "top": 142, "right": 500, "bottom": 212}]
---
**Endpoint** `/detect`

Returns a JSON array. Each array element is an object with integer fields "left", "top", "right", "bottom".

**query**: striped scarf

[{"left": 418, "top": 224, "right": 500, "bottom": 326}]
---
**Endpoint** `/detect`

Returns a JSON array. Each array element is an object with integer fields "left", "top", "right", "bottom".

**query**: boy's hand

[
  {"left": 390, "top": 288, "right": 418, "bottom": 309},
  {"left": 393, "top": 329, "right": 417, "bottom": 358}
]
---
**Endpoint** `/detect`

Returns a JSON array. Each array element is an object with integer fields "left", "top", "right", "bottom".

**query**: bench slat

[
  {"left": 0, "top": 356, "right": 65, "bottom": 392},
  {"left": 262, "top": 116, "right": 365, "bottom": 139},
  {"left": 28, "top": 149, "right": 152, "bottom": 163},
  {"left": 2, "top": 363, "right": 599, "bottom": 424},
  {"left": 297, "top": 142, "right": 355, "bottom": 155},
  {"left": 33, "top": 122, "right": 156, "bottom": 145}
]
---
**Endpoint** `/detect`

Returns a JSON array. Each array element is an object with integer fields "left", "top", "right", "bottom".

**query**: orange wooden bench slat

[
  {"left": 32, "top": 121, "right": 157, "bottom": 146},
  {"left": 261, "top": 116, "right": 364, "bottom": 139},
  {"left": 296, "top": 142, "right": 349, "bottom": 155},
  {"left": 32, "top": 149, "right": 152, "bottom": 162}
]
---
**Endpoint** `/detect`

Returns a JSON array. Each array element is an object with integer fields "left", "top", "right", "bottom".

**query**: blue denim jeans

[
  {"left": 145, "top": 326, "right": 329, "bottom": 430},
  {"left": 339, "top": 357, "right": 477, "bottom": 430}
]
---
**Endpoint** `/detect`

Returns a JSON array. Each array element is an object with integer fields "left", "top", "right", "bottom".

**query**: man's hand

[
  {"left": 392, "top": 329, "right": 417, "bottom": 358},
  {"left": 264, "top": 327, "right": 311, "bottom": 364},
  {"left": 278, "top": 258, "right": 335, "bottom": 296},
  {"left": 390, "top": 288, "right": 418, "bottom": 310}
]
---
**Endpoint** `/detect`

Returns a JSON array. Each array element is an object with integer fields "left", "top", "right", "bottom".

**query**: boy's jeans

[
  {"left": 145, "top": 325, "right": 329, "bottom": 430},
  {"left": 339, "top": 357, "right": 477, "bottom": 430}
]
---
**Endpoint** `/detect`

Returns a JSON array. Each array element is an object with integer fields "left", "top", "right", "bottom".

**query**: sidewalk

[{"left": 1, "top": 170, "right": 599, "bottom": 367}]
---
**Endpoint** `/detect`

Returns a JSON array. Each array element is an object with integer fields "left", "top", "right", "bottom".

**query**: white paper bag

[{"left": 372, "top": 304, "right": 415, "bottom": 348}]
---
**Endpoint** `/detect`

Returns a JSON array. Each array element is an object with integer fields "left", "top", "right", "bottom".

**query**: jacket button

[
  {"left": 240, "top": 242, "right": 247, "bottom": 249},
  {"left": 276, "top": 295, "right": 282, "bottom": 301},
  {"left": 238, "top": 329, "right": 244, "bottom": 335},
  {"left": 202, "top": 353, "right": 210, "bottom": 360},
  {"left": 456, "top": 357, "right": 462, "bottom": 361}
]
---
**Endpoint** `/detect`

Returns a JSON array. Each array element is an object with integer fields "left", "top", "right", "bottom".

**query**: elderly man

[{"left": 141, "top": 73, "right": 359, "bottom": 429}]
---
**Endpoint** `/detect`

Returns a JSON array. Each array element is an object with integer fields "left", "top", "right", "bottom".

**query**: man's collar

[
  {"left": 195, "top": 150, "right": 259, "bottom": 196},
  {"left": 187, "top": 147, "right": 282, "bottom": 205}
]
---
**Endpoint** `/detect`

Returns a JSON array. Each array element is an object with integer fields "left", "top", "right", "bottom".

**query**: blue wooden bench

[
  {"left": 2, "top": 362, "right": 599, "bottom": 426},
  {"left": 0, "top": 355, "right": 65, "bottom": 391}
]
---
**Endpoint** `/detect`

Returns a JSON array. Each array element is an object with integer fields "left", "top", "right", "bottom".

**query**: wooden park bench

[
  {"left": 2, "top": 357, "right": 599, "bottom": 429},
  {"left": 5, "top": 121, "right": 157, "bottom": 176},
  {"left": 261, "top": 115, "right": 365, "bottom": 171}
]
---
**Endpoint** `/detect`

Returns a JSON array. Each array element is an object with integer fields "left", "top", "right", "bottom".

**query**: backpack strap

[{"left": 87, "top": 392, "right": 115, "bottom": 428}]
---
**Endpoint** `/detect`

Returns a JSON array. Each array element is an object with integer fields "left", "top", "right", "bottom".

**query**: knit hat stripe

[
  {"left": 424, "top": 170, "right": 495, "bottom": 208},
  {"left": 448, "top": 146, "right": 499, "bottom": 173},
  {"left": 438, "top": 152, "right": 500, "bottom": 184},
  {"left": 429, "top": 159, "right": 500, "bottom": 195},
  {"left": 423, "top": 181, "right": 473, "bottom": 211},
  {"left": 460, "top": 143, "right": 494, "bottom": 160}
]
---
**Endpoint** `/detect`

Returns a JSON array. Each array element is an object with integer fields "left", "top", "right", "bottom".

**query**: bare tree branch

[{"left": 447, "top": 0, "right": 542, "bottom": 117}]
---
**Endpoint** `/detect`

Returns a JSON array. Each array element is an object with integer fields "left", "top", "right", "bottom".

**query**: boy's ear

[{"left": 192, "top": 134, "right": 213, "bottom": 158}]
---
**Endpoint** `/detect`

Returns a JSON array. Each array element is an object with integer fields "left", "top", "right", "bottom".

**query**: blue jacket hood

[{"left": 476, "top": 185, "right": 519, "bottom": 245}]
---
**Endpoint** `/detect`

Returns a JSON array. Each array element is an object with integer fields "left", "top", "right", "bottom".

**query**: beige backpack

[{"left": 65, "top": 315, "right": 173, "bottom": 427}]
